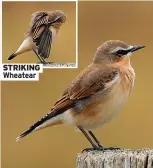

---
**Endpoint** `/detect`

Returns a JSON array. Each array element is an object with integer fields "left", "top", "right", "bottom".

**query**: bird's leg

[
  {"left": 88, "top": 131, "right": 104, "bottom": 148},
  {"left": 89, "top": 131, "right": 120, "bottom": 151},
  {"left": 39, "top": 57, "right": 46, "bottom": 64},
  {"left": 39, "top": 57, "right": 54, "bottom": 65},
  {"left": 38, "top": 56, "right": 49, "bottom": 65},
  {"left": 77, "top": 127, "right": 120, "bottom": 152},
  {"left": 77, "top": 126, "right": 98, "bottom": 150},
  {"left": 33, "top": 50, "right": 46, "bottom": 64}
]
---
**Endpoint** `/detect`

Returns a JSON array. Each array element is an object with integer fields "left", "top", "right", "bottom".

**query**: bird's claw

[
  {"left": 103, "top": 147, "right": 121, "bottom": 151},
  {"left": 82, "top": 146, "right": 120, "bottom": 152},
  {"left": 37, "top": 62, "right": 54, "bottom": 65},
  {"left": 43, "top": 62, "right": 54, "bottom": 65},
  {"left": 82, "top": 147, "right": 97, "bottom": 152}
]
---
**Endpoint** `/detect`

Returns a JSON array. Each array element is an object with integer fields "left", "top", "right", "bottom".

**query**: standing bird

[
  {"left": 16, "top": 40, "right": 145, "bottom": 150},
  {"left": 8, "top": 10, "right": 66, "bottom": 64}
]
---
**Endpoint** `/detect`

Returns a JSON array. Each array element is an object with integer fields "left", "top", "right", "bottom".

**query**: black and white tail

[
  {"left": 8, "top": 53, "right": 16, "bottom": 60},
  {"left": 16, "top": 111, "right": 56, "bottom": 142},
  {"left": 16, "top": 103, "right": 75, "bottom": 142}
]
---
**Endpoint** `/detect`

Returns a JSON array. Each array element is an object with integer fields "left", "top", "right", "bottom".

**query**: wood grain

[{"left": 76, "top": 149, "right": 153, "bottom": 168}]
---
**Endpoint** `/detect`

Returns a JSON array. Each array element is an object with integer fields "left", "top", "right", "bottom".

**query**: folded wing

[{"left": 30, "top": 12, "right": 52, "bottom": 59}]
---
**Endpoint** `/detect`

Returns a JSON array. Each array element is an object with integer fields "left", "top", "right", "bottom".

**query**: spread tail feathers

[
  {"left": 16, "top": 103, "right": 75, "bottom": 142},
  {"left": 8, "top": 53, "right": 16, "bottom": 60}
]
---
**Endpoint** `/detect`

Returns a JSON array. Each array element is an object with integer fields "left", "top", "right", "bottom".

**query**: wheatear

[
  {"left": 8, "top": 10, "right": 66, "bottom": 64},
  {"left": 16, "top": 40, "right": 145, "bottom": 150}
]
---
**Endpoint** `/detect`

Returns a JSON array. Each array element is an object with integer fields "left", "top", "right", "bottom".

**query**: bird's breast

[
  {"left": 119, "top": 66, "right": 135, "bottom": 94},
  {"left": 90, "top": 83, "right": 130, "bottom": 127}
]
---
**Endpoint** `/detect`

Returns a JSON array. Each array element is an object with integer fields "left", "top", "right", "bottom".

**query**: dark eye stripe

[{"left": 116, "top": 49, "right": 128, "bottom": 56}]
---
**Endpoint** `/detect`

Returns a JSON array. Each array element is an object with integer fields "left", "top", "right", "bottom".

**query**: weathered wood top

[{"left": 77, "top": 149, "right": 153, "bottom": 168}]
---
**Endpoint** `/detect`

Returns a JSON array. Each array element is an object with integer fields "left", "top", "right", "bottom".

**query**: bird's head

[
  {"left": 49, "top": 10, "right": 66, "bottom": 29},
  {"left": 93, "top": 40, "right": 145, "bottom": 64}
]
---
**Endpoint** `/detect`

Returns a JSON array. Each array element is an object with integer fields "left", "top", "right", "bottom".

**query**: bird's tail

[
  {"left": 8, "top": 53, "right": 17, "bottom": 60},
  {"left": 8, "top": 37, "right": 33, "bottom": 61},
  {"left": 16, "top": 111, "right": 62, "bottom": 142},
  {"left": 16, "top": 103, "right": 75, "bottom": 142}
]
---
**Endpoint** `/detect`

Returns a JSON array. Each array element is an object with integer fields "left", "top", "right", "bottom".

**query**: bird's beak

[{"left": 130, "top": 46, "right": 145, "bottom": 52}]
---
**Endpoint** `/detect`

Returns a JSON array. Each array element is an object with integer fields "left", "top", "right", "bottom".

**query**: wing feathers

[
  {"left": 37, "top": 27, "right": 52, "bottom": 59},
  {"left": 67, "top": 67, "right": 118, "bottom": 100},
  {"left": 30, "top": 12, "right": 52, "bottom": 59},
  {"left": 32, "top": 16, "right": 48, "bottom": 41}
]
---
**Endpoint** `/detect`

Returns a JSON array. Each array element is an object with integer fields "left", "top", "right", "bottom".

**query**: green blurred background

[
  {"left": 2, "top": 1, "right": 76, "bottom": 63},
  {"left": 2, "top": 1, "right": 153, "bottom": 168}
]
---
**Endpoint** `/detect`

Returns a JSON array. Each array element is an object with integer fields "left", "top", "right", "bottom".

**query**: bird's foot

[
  {"left": 37, "top": 61, "right": 54, "bottom": 65},
  {"left": 42, "top": 62, "right": 54, "bottom": 65},
  {"left": 37, "top": 62, "right": 46, "bottom": 64},
  {"left": 103, "top": 147, "right": 120, "bottom": 151},
  {"left": 82, "top": 146, "right": 120, "bottom": 152},
  {"left": 82, "top": 147, "right": 98, "bottom": 152}
]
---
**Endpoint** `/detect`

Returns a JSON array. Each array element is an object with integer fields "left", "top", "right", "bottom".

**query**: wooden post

[
  {"left": 76, "top": 149, "right": 153, "bottom": 168},
  {"left": 43, "top": 62, "right": 76, "bottom": 68}
]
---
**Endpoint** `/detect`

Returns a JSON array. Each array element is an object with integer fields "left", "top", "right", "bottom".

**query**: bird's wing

[
  {"left": 31, "top": 12, "right": 49, "bottom": 40},
  {"left": 67, "top": 66, "right": 118, "bottom": 99},
  {"left": 30, "top": 12, "right": 52, "bottom": 59},
  {"left": 16, "top": 65, "right": 119, "bottom": 141},
  {"left": 53, "top": 65, "right": 119, "bottom": 109},
  {"left": 35, "top": 27, "right": 52, "bottom": 59}
]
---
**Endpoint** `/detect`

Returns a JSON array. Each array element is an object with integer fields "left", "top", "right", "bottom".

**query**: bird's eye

[{"left": 116, "top": 50, "right": 127, "bottom": 56}]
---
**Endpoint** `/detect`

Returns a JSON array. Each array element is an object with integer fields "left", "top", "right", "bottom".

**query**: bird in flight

[
  {"left": 16, "top": 40, "right": 145, "bottom": 150},
  {"left": 8, "top": 10, "right": 66, "bottom": 64}
]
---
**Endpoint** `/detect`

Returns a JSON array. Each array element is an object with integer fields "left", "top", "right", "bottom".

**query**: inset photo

[{"left": 3, "top": 1, "right": 76, "bottom": 68}]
